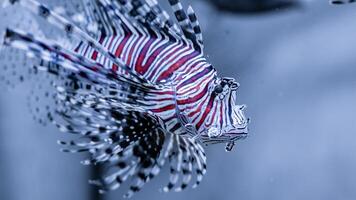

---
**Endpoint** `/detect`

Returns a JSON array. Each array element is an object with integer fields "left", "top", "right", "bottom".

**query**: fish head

[{"left": 199, "top": 77, "right": 248, "bottom": 151}]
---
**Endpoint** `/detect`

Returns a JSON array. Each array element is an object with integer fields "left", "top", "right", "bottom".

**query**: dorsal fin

[
  {"left": 167, "top": 0, "right": 203, "bottom": 53},
  {"left": 187, "top": 6, "right": 204, "bottom": 48},
  {"left": 97, "top": 0, "right": 145, "bottom": 36},
  {"left": 6, "top": 0, "right": 146, "bottom": 82},
  {"left": 107, "top": 0, "right": 204, "bottom": 52},
  {"left": 97, "top": 0, "right": 156, "bottom": 36},
  {"left": 81, "top": 0, "right": 117, "bottom": 36},
  {"left": 100, "top": 0, "right": 182, "bottom": 39},
  {"left": 3, "top": 28, "right": 157, "bottom": 92},
  {"left": 146, "top": 0, "right": 182, "bottom": 34}
]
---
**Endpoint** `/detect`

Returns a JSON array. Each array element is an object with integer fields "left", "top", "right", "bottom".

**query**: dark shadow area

[{"left": 208, "top": 0, "right": 302, "bottom": 14}]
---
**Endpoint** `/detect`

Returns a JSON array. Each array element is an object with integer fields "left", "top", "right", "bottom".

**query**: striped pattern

[{"left": 2, "top": 0, "right": 248, "bottom": 198}]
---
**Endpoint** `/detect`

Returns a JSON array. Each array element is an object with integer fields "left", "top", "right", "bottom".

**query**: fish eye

[
  {"left": 230, "top": 82, "right": 239, "bottom": 90},
  {"left": 222, "top": 77, "right": 239, "bottom": 90},
  {"left": 213, "top": 84, "right": 223, "bottom": 94}
]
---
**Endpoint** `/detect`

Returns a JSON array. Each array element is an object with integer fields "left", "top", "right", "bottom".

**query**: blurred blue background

[{"left": 1, "top": 0, "right": 356, "bottom": 200}]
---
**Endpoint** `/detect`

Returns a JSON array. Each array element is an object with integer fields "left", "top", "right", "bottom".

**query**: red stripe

[
  {"left": 188, "top": 99, "right": 205, "bottom": 118},
  {"left": 112, "top": 64, "right": 118, "bottom": 71},
  {"left": 175, "top": 60, "right": 203, "bottom": 83},
  {"left": 150, "top": 104, "right": 175, "bottom": 113},
  {"left": 135, "top": 41, "right": 172, "bottom": 76},
  {"left": 91, "top": 51, "right": 98, "bottom": 60},
  {"left": 134, "top": 38, "right": 156, "bottom": 74},
  {"left": 157, "top": 50, "right": 200, "bottom": 81},
  {"left": 91, "top": 35, "right": 105, "bottom": 60},
  {"left": 219, "top": 102, "right": 223, "bottom": 127},
  {"left": 177, "top": 84, "right": 208, "bottom": 105},
  {"left": 196, "top": 95, "right": 215, "bottom": 129},
  {"left": 177, "top": 67, "right": 212, "bottom": 92},
  {"left": 74, "top": 41, "right": 83, "bottom": 53},
  {"left": 115, "top": 34, "right": 131, "bottom": 59},
  {"left": 150, "top": 90, "right": 174, "bottom": 95},
  {"left": 147, "top": 42, "right": 182, "bottom": 80},
  {"left": 206, "top": 103, "right": 217, "bottom": 127},
  {"left": 107, "top": 35, "right": 116, "bottom": 50},
  {"left": 127, "top": 36, "right": 145, "bottom": 70}
]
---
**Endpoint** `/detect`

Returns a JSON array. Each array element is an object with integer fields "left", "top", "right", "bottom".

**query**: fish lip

[
  {"left": 222, "top": 132, "right": 248, "bottom": 142},
  {"left": 201, "top": 128, "right": 248, "bottom": 137},
  {"left": 231, "top": 133, "right": 248, "bottom": 140},
  {"left": 224, "top": 131, "right": 248, "bottom": 137},
  {"left": 200, "top": 131, "right": 247, "bottom": 145}
]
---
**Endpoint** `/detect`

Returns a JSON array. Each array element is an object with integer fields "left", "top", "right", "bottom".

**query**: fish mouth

[
  {"left": 200, "top": 133, "right": 247, "bottom": 152},
  {"left": 200, "top": 131, "right": 248, "bottom": 146},
  {"left": 198, "top": 124, "right": 248, "bottom": 149}
]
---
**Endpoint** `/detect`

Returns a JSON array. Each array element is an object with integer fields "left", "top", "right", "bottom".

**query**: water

[{"left": 1, "top": 1, "right": 356, "bottom": 200}]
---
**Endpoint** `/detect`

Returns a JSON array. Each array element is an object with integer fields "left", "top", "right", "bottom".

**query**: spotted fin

[
  {"left": 81, "top": 0, "right": 117, "bottom": 36},
  {"left": 56, "top": 108, "right": 164, "bottom": 188},
  {"left": 4, "top": 0, "right": 146, "bottom": 81},
  {"left": 162, "top": 135, "right": 207, "bottom": 192},
  {"left": 54, "top": 98, "right": 207, "bottom": 198},
  {"left": 0, "top": 3, "right": 43, "bottom": 89},
  {"left": 96, "top": 0, "right": 181, "bottom": 39},
  {"left": 187, "top": 6, "right": 204, "bottom": 47},
  {"left": 99, "top": 0, "right": 204, "bottom": 51},
  {"left": 167, "top": 0, "right": 203, "bottom": 52},
  {"left": 2, "top": 27, "right": 162, "bottom": 127}
]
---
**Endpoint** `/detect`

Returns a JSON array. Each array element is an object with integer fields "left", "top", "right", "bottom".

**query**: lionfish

[{"left": 1, "top": 0, "right": 248, "bottom": 197}]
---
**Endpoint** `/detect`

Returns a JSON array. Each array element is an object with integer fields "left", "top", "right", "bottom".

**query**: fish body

[
  {"left": 75, "top": 31, "right": 211, "bottom": 136},
  {"left": 2, "top": 0, "right": 248, "bottom": 197}
]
